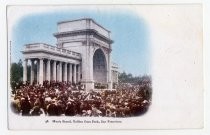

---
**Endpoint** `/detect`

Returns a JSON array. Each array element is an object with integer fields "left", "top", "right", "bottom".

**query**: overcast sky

[{"left": 11, "top": 8, "right": 151, "bottom": 76}]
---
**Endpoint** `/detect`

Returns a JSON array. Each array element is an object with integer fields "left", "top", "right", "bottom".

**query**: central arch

[{"left": 93, "top": 48, "right": 107, "bottom": 84}]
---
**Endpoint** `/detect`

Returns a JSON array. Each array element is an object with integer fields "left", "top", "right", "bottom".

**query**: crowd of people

[{"left": 11, "top": 80, "right": 152, "bottom": 117}]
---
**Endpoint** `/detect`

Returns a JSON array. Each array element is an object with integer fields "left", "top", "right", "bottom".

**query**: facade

[{"left": 22, "top": 18, "right": 118, "bottom": 91}]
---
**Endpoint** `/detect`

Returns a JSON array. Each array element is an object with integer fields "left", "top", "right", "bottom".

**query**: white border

[{"left": 0, "top": 0, "right": 209, "bottom": 135}]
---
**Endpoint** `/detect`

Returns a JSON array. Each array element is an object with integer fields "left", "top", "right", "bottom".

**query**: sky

[{"left": 11, "top": 8, "right": 150, "bottom": 76}]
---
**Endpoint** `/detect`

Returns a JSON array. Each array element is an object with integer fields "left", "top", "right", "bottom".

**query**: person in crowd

[
  {"left": 20, "top": 97, "right": 31, "bottom": 116},
  {"left": 11, "top": 80, "right": 151, "bottom": 117}
]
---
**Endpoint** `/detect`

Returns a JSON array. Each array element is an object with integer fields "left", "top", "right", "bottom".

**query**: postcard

[{"left": 7, "top": 4, "right": 203, "bottom": 130}]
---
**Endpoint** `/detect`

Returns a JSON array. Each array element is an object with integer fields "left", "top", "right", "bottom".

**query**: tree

[
  {"left": 136, "top": 75, "right": 152, "bottom": 100},
  {"left": 10, "top": 59, "right": 23, "bottom": 91},
  {"left": 118, "top": 72, "right": 127, "bottom": 83},
  {"left": 10, "top": 59, "right": 23, "bottom": 82},
  {"left": 119, "top": 72, "right": 141, "bottom": 83},
  {"left": 118, "top": 72, "right": 152, "bottom": 101}
]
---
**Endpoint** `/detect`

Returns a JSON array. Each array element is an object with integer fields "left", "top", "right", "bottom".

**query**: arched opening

[{"left": 93, "top": 49, "right": 107, "bottom": 87}]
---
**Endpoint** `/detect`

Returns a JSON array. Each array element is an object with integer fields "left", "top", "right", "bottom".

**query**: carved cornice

[{"left": 54, "top": 29, "right": 113, "bottom": 44}]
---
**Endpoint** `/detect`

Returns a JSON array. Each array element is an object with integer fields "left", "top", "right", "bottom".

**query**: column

[
  {"left": 69, "top": 63, "right": 72, "bottom": 82},
  {"left": 43, "top": 60, "right": 45, "bottom": 81},
  {"left": 64, "top": 62, "right": 67, "bottom": 82},
  {"left": 37, "top": 60, "right": 39, "bottom": 83},
  {"left": 23, "top": 59, "right": 28, "bottom": 82},
  {"left": 108, "top": 53, "right": 112, "bottom": 90},
  {"left": 73, "top": 64, "right": 76, "bottom": 83},
  {"left": 81, "top": 49, "right": 94, "bottom": 91},
  {"left": 39, "top": 58, "right": 44, "bottom": 85},
  {"left": 53, "top": 61, "right": 56, "bottom": 81},
  {"left": 30, "top": 59, "right": 34, "bottom": 84},
  {"left": 77, "top": 64, "right": 81, "bottom": 82},
  {"left": 67, "top": 63, "right": 70, "bottom": 82},
  {"left": 116, "top": 71, "right": 119, "bottom": 83},
  {"left": 46, "top": 59, "right": 51, "bottom": 81},
  {"left": 59, "top": 62, "right": 62, "bottom": 82}
]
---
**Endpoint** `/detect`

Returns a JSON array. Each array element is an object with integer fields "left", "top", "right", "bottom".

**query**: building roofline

[
  {"left": 54, "top": 29, "right": 113, "bottom": 44},
  {"left": 57, "top": 18, "right": 111, "bottom": 33},
  {"left": 57, "top": 18, "right": 91, "bottom": 24}
]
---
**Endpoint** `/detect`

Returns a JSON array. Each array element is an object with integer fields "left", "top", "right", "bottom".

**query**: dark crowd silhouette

[{"left": 11, "top": 80, "right": 152, "bottom": 117}]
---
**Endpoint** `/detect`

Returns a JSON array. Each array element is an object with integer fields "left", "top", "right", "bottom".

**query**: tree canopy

[
  {"left": 118, "top": 71, "right": 151, "bottom": 85},
  {"left": 10, "top": 59, "right": 23, "bottom": 91},
  {"left": 10, "top": 59, "right": 23, "bottom": 82}
]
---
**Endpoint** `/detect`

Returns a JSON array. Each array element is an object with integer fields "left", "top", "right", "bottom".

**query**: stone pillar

[
  {"left": 37, "top": 60, "right": 39, "bottom": 83},
  {"left": 77, "top": 64, "right": 81, "bottom": 82},
  {"left": 30, "top": 59, "right": 34, "bottom": 84},
  {"left": 47, "top": 59, "right": 51, "bottom": 81},
  {"left": 86, "top": 54, "right": 94, "bottom": 90},
  {"left": 69, "top": 63, "right": 72, "bottom": 82},
  {"left": 64, "top": 62, "right": 67, "bottom": 82},
  {"left": 43, "top": 61, "right": 46, "bottom": 81},
  {"left": 116, "top": 71, "right": 119, "bottom": 83},
  {"left": 39, "top": 58, "right": 44, "bottom": 85},
  {"left": 108, "top": 53, "right": 112, "bottom": 90},
  {"left": 59, "top": 62, "right": 62, "bottom": 82},
  {"left": 53, "top": 61, "right": 56, "bottom": 81},
  {"left": 80, "top": 38, "right": 94, "bottom": 91},
  {"left": 67, "top": 63, "right": 70, "bottom": 82},
  {"left": 73, "top": 64, "right": 76, "bottom": 83},
  {"left": 23, "top": 59, "right": 28, "bottom": 82}
]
